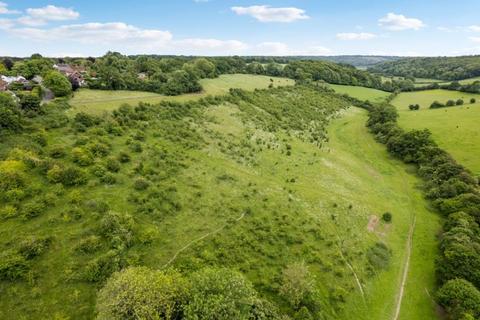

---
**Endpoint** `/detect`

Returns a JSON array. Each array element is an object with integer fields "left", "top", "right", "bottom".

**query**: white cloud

[
  {"left": 0, "top": 18, "right": 13, "bottom": 29},
  {"left": 10, "top": 22, "right": 173, "bottom": 45},
  {"left": 0, "top": 1, "right": 19, "bottom": 14},
  {"left": 469, "top": 37, "right": 480, "bottom": 43},
  {"left": 379, "top": 13, "right": 425, "bottom": 31},
  {"left": 6, "top": 22, "right": 249, "bottom": 55},
  {"left": 26, "top": 5, "right": 79, "bottom": 21},
  {"left": 231, "top": 5, "right": 309, "bottom": 23},
  {"left": 17, "top": 5, "right": 80, "bottom": 26},
  {"left": 468, "top": 25, "right": 480, "bottom": 32},
  {"left": 336, "top": 32, "right": 377, "bottom": 40}
]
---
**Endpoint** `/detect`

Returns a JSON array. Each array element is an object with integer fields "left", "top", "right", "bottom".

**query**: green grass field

[
  {"left": 392, "top": 90, "right": 480, "bottom": 175},
  {"left": 69, "top": 74, "right": 294, "bottom": 115},
  {"left": 327, "top": 108, "right": 440, "bottom": 320},
  {"left": 328, "top": 84, "right": 391, "bottom": 103}
]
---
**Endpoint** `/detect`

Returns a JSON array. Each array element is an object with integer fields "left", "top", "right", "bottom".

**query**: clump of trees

[
  {"left": 43, "top": 70, "right": 73, "bottom": 97},
  {"left": 408, "top": 104, "right": 420, "bottom": 110},
  {"left": 96, "top": 266, "right": 282, "bottom": 320}
]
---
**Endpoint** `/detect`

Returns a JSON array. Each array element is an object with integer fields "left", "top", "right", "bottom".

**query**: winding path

[
  {"left": 393, "top": 216, "right": 416, "bottom": 320},
  {"left": 161, "top": 212, "right": 246, "bottom": 269}
]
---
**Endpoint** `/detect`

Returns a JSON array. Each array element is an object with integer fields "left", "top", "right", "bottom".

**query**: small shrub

[
  {"left": 47, "top": 165, "right": 88, "bottom": 186},
  {"left": 117, "top": 151, "right": 131, "bottom": 163},
  {"left": 0, "top": 250, "right": 29, "bottom": 280},
  {"left": 18, "top": 236, "right": 51, "bottom": 259},
  {"left": 21, "top": 200, "right": 46, "bottom": 220},
  {"left": 133, "top": 178, "right": 150, "bottom": 191},
  {"left": 83, "top": 250, "right": 122, "bottom": 282},
  {"left": 100, "top": 173, "right": 117, "bottom": 185},
  {"left": 430, "top": 101, "right": 445, "bottom": 109},
  {"left": 382, "top": 212, "right": 392, "bottom": 223},
  {"left": 72, "top": 147, "right": 94, "bottom": 166},
  {"left": 470, "top": 98, "right": 476, "bottom": 104},
  {"left": 456, "top": 99, "right": 464, "bottom": 106},
  {"left": 105, "top": 157, "right": 121, "bottom": 173},
  {"left": 49, "top": 145, "right": 66, "bottom": 158},
  {"left": 129, "top": 142, "right": 143, "bottom": 153},
  {"left": 75, "top": 235, "right": 102, "bottom": 254},
  {"left": 0, "top": 205, "right": 18, "bottom": 219},
  {"left": 446, "top": 100, "right": 456, "bottom": 107}
]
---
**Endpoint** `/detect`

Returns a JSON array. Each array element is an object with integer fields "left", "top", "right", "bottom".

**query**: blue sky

[{"left": 1, "top": 0, "right": 480, "bottom": 57}]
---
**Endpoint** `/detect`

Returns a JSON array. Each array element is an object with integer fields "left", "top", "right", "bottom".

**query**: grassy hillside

[
  {"left": 69, "top": 74, "right": 294, "bottom": 114},
  {"left": 392, "top": 90, "right": 480, "bottom": 175},
  {"left": 328, "top": 84, "right": 390, "bottom": 103},
  {"left": 0, "top": 85, "right": 440, "bottom": 319}
]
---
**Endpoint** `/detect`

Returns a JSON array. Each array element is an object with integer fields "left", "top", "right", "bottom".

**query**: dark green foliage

[
  {"left": 96, "top": 267, "right": 188, "bottom": 320},
  {"left": 408, "top": 104, "right": 420, "bottom": 110},
  {"left": 0, "top": 92, "right": 22, "bottom": 133},
  {"left": 430, "top": 101, "right": 446, "bottom": 109},
  {"left": 75, "top": 235, "right": 102, "bottom": 254},
  {"left": 456, "top": 99, "right": 464, "bottom": 106},
  {"left": 117, "top": 151, "right": 131, "bottom": 163},
  {"left": 470, "top": 98, "right": 476, "bottom": 104},
  {"left": 100, "top": 173, "right": 117, "bottom": 185},
  {"left": 370, "top": 55, "right": 480, "bottom": 81},
  {"left": 133, "top": 177, "right": 149, "bottom": 191},
  {"left": 18, "top": 236, "right": 51, "bottom": 259},
  {"left": 104, "top": 157, "right": 121, "bottom": 173},
  {"left": 19, "top": 94, "right": 41, "bottom": 113},
  {"left": 184, "top": 268, "right": 258, "bottom": 320},
  {"left": 437, "top": 279, "right": 480, "bottom": 319},
  {"left": 367, "top": 242, "right": 391, "bottom": 271},
  {"left": 99, "top": 211, "right": 134, "bottom": 249},
  {"left": 74, "top": 112, "right": 101, "bottom": 129},
  {"left": 21, "top": 199, "right": 46, "bottom": 220},
  {"left": 382, "top": 212, "right": 392, "bottom": 222},
  {"left": 43, "top": 71, "right": 72, "bottom": 97},
  {"left": 0, "top": 250, "right": 29, "bottom": 280},
  {"left": 47, "top": 165, "right": 88, "bottom": 186},
  {"left": 83, "top": 250, "right": 123, "bottom": 282},
  {"left": 446, "top": 100, "right": 456, "bottom": 107}
]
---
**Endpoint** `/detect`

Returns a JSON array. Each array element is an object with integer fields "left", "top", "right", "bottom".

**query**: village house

[
  {"left": 0, "top": 75, "right": 29, "bottom": 90},
  {"left": 53, "top": 64, "right": 87, "bottom": 87},
  {"left": 0, "top": 78, "right": 7, "bottom": 91}
]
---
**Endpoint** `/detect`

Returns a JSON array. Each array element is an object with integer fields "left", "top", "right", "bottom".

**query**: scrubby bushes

[{"left": 47, "top": 165, "right": 88, "bottom": 186}]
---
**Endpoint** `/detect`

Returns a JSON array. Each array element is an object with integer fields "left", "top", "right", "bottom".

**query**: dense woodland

[{"left": 369, "top": 55, "right": 480, "bottom": 81}]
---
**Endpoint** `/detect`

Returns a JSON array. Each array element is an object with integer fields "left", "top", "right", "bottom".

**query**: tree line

[{"left": 369, "top": 55, "right": 480, "bottom": 81}]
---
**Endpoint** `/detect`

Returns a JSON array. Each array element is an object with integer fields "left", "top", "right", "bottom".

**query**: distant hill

[{"left": 369, "top": 55, "right": 480, "bottom": 81}]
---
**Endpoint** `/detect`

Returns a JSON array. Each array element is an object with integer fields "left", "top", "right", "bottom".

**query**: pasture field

[
  {"left": 328, "top": 84, "right": 391, "bottom": 103},
  {"left": 69, "top": 74, "right": 294, "bottom": 114},
  {"left": 0, "top": 86, "right": 439, "bottom": 319},
  {"left": 329, "top": 108, "right": 440, "bottom": 320},
  {"left": 392, "top": 90, "right": 480, "bottom": 175}
]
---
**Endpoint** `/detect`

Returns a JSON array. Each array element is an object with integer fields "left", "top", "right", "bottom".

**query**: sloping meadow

[{"left": 1, "top": 85, "right": 408, "bottom": 319}]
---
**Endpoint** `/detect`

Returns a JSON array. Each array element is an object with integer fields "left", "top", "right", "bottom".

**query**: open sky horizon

[{"left": 1, "top": 0, "right": 480, "bottom": 57}]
